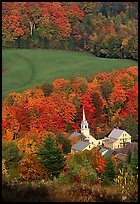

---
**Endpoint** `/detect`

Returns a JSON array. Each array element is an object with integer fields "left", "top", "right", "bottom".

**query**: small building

[
  {"left": 71, "top": 140, "right": 94, "bottom": 153},
  {"left": 102, "top": 128, "right": 131, "bottom": 150},
  {"left": 103, "top": 149, "right": 115, "bottom": 158},
  {"left": 114, "top": 142, "right": 137, "bottom": 162},
  {"left": 99, "top": 147, "right": 108, "bottom": 156},
  {"left": 115, "top": 153, "right": 127, "bottom": 162},
  {"left": 116, "top": 142, "right": 137, "bottom": 155}
]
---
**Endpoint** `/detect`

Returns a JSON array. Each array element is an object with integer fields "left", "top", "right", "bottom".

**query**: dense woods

[
  {"left": 2, "top": 66, "right": 138, "bottom": 147},
  {"left": 2, "top": 2, "right": 138, "bottom": 60},
  {"left": 2, "top": 2, "right": 138, "bottom": 202}
]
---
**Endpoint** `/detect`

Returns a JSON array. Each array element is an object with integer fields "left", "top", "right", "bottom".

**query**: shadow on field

[
  {"left": 15, "top": 53, "right": 35, "bottom": 87},
  {"left": 2, "top": 184, "right": 52, "bottom": 202},
  {"left": 2, "top": 182, "right": 123, "bottom": 202},
  {"left": 2, "top": 53, "right": 35, "bottom": 92}
]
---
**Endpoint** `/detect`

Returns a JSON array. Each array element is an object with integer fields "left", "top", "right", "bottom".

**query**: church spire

[
  {"left": 81, "top": 106, "right": 90, "bottom": 137},
  {"left": 83, "top": 107, "right": 86, "bottom": 121}
]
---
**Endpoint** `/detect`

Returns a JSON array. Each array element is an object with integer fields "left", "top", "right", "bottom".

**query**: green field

[{"left": 2, "top": 49, "right": 138, "bottom": 99}]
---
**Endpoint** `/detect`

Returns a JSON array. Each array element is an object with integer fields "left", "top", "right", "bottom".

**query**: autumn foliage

[
  {"left": 2, "top": 66, "right": 138, "bottom": 149},
  {"left": 19, "top": 154, "right": 48, "bottom": 181},
  {"left": 2, "top": 2, "right": 137, "bottom": 60},
  {"left": 2, "top": 2, "right": 84, "bottom": 43}
]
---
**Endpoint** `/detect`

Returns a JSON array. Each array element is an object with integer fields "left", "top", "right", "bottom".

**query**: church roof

[
  {"left": 71, "top": 141, "right": 89, "bottom": 151},
  {"left": 68, "top": 132, "right": 81, "bottom": 139},
  {"left": 108, "top": 128, "right": 125, "bottom": 139}
]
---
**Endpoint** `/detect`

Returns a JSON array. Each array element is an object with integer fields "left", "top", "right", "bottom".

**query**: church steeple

[
  {"left": 81, "top": 107, "right": 90, "bottom": 137},
  {"left": 83, "top": 107, "right": 86, "bottom": 121}
]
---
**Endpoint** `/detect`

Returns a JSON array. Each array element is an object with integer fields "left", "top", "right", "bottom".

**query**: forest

[
  {"left": 2, "top": 66, "right": 138, "bottom": 201},
  {"left": 2, "top": 2, "right": 138, "bottom": 60},
  {"left": 2, "top": 66, "right": 138, "bottom": 143},
  {"left": 2, "top": 2, "right": 138, "bottom": 202}
]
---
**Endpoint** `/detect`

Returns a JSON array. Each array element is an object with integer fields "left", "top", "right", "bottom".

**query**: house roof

[
  {"left": 115, "top": 153, "right": 127, "bottom": 161},
  {"left": 108, "top": 128, "right": 125, "bottom": 139},
  {"left": 116, "top": 142, "right": 138, "bottom": 155},
  {"left": 103, "top": 150, "right": 114, "bottom": 158},
  {"left": 71, "top": 141, "right": 89, "bottom": 151},
  {"left": 103, "top": 139, "right": 115, "bottom": 144},
  {"left": 99, "top": 147, "right": 108, "bottom": 153},
  {"left": 68, "top": 132, "right": 81, "bottom": 139}
]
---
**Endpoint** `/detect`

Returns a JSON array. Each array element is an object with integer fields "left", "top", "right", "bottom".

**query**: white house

[{"left": 102, "top": 128, "right": 131, "bottom": 150}]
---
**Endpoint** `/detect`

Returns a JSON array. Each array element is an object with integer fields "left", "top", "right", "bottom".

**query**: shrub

[
  {"left": 64, "top": 151, "right": 98, "bottom": 184},
  {"left": 115, "top": 168, "right": 138, "bottom": 202},
  {"left": 2, "top": 159, "right": 9, "bottom": 186}
]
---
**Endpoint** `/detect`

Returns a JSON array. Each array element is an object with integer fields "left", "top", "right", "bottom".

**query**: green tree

[
  {"left": 2, "top": 159, "right": 9, "bottom": 185},
  {"left": 101, "top": 157, "right": 117, "bottom": 182},
  {"left": 64, "top": 151, "right": 97, "bottom": 184},
  {"left": 126, "top": 148, "right": 132, "bottom": 164},
  {"left": 100, "top": 81, "right": 113, "bottom": 101},
  {"left": 121, "top": 115, "right": 138, "bottom": 141},
  {"left": 40, "top": 81, "right": 53, "bottom": 97},
  {"left": 130, "top": 147, "right": 138, "bottom": 175},
  {"left": 2, "top": 140, "right": 22, "bottom": 169},
  {"left": 38, "top": 134, "right": 65, "bottom": 179},
  {"left": 56, "top": 133, "right": 71, "bottom": 155}
]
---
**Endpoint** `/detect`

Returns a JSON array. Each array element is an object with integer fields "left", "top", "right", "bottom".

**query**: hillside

[
  {"left": 2, "top": 49, "right": 138, "bottom": 99},
  {"left": 2, "top": 3, "right": 138, "bottom": 60}
]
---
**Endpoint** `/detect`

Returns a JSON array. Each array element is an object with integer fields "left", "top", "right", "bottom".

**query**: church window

[{"left": 85, "top": 125, "right": 87, "bottom": 128}]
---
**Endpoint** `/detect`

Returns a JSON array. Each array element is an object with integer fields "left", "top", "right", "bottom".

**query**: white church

[
  {"left": 69, "top": 107, "right": 103, "bottom": 153},
  {"left": 69, "top": 107, "right": 131, "bottom": 153}
]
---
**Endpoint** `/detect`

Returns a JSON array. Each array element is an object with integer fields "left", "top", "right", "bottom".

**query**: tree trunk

[{"left": 30, "top": 21, "right": 33, "bottom": 36}]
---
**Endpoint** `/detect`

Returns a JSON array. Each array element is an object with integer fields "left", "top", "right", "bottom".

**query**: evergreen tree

[
  {"left": 40, "top": 81, "right": 53, "bottom": 97},
  {"left": 101, "top": 157, "right": 117, "bottom": 182},
  {"left": 126, "top": 148, "right": 132, "bottom": 164},
  {"left": 2, "top": 141, "right": 22, "bottom": 169},
  {"left": 37, "top": 134, "right": 65, "bottom": 179},
  {"left": 56, "top": 133, "right": 71, "bottom": 155},
  {"left": 130, "top": 147, "right": 138, "bottom": 176}
]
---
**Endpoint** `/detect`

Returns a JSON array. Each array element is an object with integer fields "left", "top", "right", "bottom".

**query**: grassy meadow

[{"left": 2, "top": 49, "right": 138, "bottom": 99}]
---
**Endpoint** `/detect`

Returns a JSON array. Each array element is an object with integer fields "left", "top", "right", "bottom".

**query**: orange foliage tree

[{"left": 19, "top": 154, "right": 48, "bottom": 181}]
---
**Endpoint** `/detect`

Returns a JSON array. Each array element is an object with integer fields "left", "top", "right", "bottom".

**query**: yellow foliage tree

[
  {"left": 122, "top": 39, "right": 128, "bottom": 47},
  {"left": 19, "top": 154, "right": 48, "bottom": 181},
  {"left": 2, "top": 159, "right": 9, "bottom": 185}
]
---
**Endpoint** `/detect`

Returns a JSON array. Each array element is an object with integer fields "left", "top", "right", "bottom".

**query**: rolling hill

[{"left": 2, "top": 49, "right": 138, "bottom": 99}]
